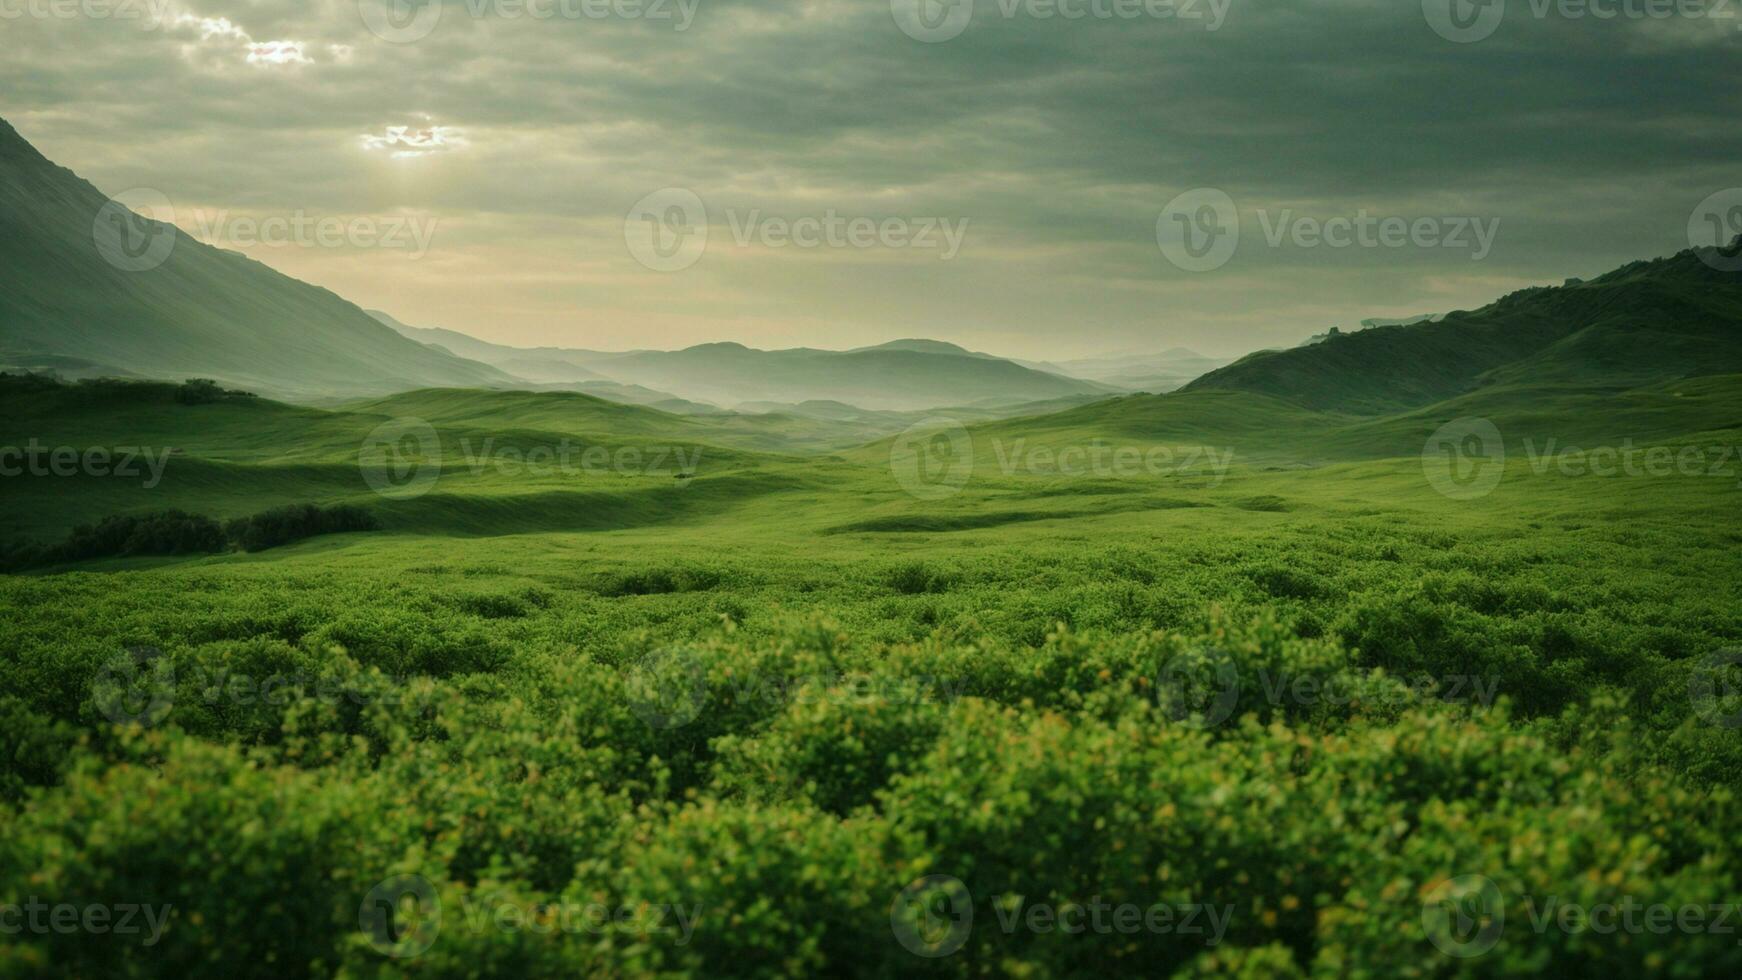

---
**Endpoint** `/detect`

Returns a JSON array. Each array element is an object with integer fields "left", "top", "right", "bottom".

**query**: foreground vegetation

[{"left": 2, "top": 374, "right": 1740, "bottom": 977}]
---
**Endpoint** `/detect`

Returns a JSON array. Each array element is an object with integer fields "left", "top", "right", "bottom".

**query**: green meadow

[{"left": 3, "top": 370, "right": 1741, "bottom": 977}]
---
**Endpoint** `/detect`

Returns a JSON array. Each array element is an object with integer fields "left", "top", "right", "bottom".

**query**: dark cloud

[{"left": 0, "top": 0, "right": 1734, "bottom": 357}]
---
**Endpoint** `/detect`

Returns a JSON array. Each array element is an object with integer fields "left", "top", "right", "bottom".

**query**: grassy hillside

[
  {"left": 0, "top": 118, "right": 515, "bottom": 400},
  {"left": 3, "top": 365, "right": 1741, "bottom": 976},
  {"left": 1185, "top": 242, "right": 1742, "bottom": 413},
  {"left": 6, "top": 232, "right": 1742, "bottom": 976}
]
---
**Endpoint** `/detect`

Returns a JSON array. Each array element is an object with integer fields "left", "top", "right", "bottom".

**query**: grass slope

[{"left": 1186, "top": 242, "right": 1742, "bottom": 413}]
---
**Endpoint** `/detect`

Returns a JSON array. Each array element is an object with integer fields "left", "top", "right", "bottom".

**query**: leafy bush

[
  {"left": 48, "top": 510, "right": 227, "bottom": 564},
  {"left": 224, "top": 504, "right": 380, "bottom": 553},
  {"left": 173, "top": 378, "right": 256, "bottom": 404}
]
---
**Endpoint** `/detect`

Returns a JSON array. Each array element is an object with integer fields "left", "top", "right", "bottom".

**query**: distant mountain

[
  {"left": 1036, "top": 347, "right": 1230, "bottom": 393},
  {"left": 561, "top": 341, "right": 1113, "bottom": 411},
  {"left": 368, "top": 310, "right": 619, "bottom": 383},
  {"left": 0, "top": 117, "right": 515, "bottom": 400},
  {"left": 849, "top": 338, "right": 989, "bottom": 358},
  {"left": 1185, "top": 242, "right": 1742, "bottom": 413},
  {"left": 373, "top": 316, "right": 1114, "bottom": 411}
]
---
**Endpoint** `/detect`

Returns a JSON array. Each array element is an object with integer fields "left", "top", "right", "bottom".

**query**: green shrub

[{"left": 225, "top": 504, "right": 380, "bottom": 553}]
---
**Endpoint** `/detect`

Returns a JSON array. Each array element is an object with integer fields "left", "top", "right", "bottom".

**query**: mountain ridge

[
  {"left": 1183, "top": 242, "right": 1742, "bottom": 413},
  {"left": 0, "top": 117, "right": 517, "bottom": 401}
]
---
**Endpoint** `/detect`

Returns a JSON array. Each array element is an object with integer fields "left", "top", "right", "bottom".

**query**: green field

[{"left": 3, "top": 365, "right": 1741, "bottom": 978}]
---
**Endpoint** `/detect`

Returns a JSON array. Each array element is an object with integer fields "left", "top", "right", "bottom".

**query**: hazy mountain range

[
  {"left": 7, "top": 113, "right": 1734, "bottom": 428},
  {"left": 0, "top": 113, "right": 1222, "bottom": 411}
]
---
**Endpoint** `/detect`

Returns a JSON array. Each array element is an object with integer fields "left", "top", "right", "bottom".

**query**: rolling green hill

[
  {"left": 1185, "top": 241, "right": 1742, "bottom": 413},
  {"left": 0, "top": 117, "right": 515, "bottom": 400}
]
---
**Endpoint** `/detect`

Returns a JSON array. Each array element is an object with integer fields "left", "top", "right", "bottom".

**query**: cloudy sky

[{"left": 2, "top": 0, "right": 1737, "bottom": 359}]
